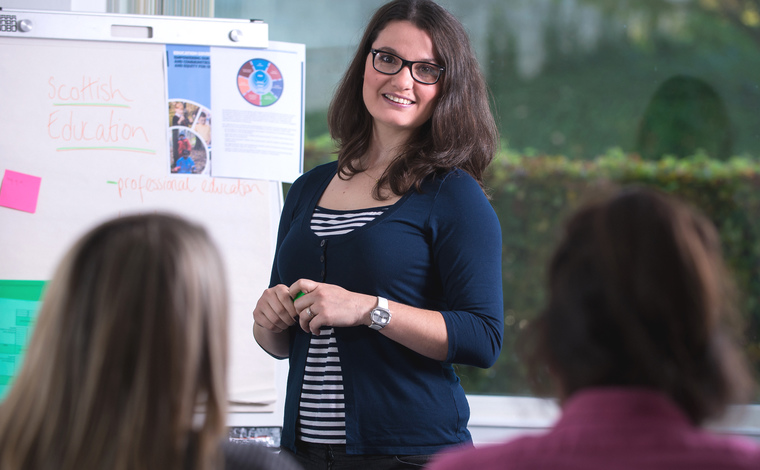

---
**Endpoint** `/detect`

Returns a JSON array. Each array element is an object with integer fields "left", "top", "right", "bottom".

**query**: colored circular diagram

[{"left": 237, "top": 59, "right": 284, "bottom": 107}]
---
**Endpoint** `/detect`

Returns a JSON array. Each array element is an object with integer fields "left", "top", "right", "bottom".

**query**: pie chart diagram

[{"left": 237, "top": 58, "right": 284, "bottom": 107}]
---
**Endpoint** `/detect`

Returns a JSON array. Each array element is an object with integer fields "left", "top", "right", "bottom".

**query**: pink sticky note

[{"left": 0, "top": 170, "right": 42, "bottom": 214}]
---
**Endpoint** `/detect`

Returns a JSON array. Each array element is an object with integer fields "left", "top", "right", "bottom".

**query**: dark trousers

[{"left": 282, "top": 441, "right": 432, "bottom": 470}]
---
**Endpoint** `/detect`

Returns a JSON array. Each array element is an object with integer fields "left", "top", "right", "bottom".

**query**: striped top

[
  {"left": 309, "top": 205, "right": 389, "bottom": 237},
  {"left": 297, "top": 205, "right": 388, "bottom": 444}
]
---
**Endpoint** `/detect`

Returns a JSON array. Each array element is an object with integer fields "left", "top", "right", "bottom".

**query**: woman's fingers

[
  {"left": 290, "top": 280, "right": 376, "bottom": 333},
  {"left": 253, "top": 285, "right": 298, "bottom": 332}
]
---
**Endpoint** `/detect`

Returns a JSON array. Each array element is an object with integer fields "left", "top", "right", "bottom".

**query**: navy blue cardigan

[{"left": 269, "top": 161, "right": 504, "bottom": 455}]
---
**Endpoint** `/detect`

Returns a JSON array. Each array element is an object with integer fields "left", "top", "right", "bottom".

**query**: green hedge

[{"left": 458, "top": 148, "right": 760, "bottom": 395}]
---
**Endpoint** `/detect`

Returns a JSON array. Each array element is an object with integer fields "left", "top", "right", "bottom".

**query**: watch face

[{"left": 371, "top": 308, "right": 391, "bottom": 325}]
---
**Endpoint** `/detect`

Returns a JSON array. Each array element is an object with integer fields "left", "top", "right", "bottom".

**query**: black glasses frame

[{"left": 370, "top": 49, "right": 445, "bottom": 85}]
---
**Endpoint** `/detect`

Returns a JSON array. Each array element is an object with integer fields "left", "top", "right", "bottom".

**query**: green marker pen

[{"left": 293, "top": 291, "right": 305, "bottom": 302}]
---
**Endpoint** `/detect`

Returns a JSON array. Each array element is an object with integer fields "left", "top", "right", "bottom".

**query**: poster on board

[
  {"left": 166, "top": 41, "right": 305, "bottom": 183},
  {"left": 210, "top": 41, "right": 305, "bottom": 183}
]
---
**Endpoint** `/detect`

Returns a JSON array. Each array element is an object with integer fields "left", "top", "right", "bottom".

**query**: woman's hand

[
  {"left": 253, "top": 284, "right": 299, "bottom": 333},
  {"left": 251, "top": 284, "right": 298, "bottom": 358},
  {"left": 289, "top": 279, "right": 376, "bottom": 335}
]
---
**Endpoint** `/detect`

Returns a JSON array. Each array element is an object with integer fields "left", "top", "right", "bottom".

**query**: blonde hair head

[{"left": 0, "top": 213, "right": 229, "bottom": 470}]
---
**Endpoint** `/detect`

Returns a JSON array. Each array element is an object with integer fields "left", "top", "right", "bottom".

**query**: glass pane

[{"left": 217, "top": 0, "right": 760, "bottom": 400}]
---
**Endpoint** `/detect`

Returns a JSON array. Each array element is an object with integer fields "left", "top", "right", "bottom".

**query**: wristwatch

[{"left": 369, "top": 296, "right": 391, "bottom": 330}]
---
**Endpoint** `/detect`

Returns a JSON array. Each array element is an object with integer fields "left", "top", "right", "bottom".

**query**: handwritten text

[
  {"left": 48, "top": 109, "right": 148, "bottom": 143},
  {"left": 48, "top": 76, "right": 133, "bottom": 103},
  {"left": 46, "top": 75, "right": 151, "bottom": 152},
  {"left": 116, "top": 176, "right": 263, "bottom": 202}
]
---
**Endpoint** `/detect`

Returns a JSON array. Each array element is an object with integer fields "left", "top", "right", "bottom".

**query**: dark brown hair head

[
  {"left": 328, "top": 0, "right": 498, "bottom": 198},
  {"left": 526, "top": 187, "right": 753, "bottom": 424}
]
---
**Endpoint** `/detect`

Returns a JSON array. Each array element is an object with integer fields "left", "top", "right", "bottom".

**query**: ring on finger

[{"left": 306, "top": 307, "right": 313, "bottom": 318}]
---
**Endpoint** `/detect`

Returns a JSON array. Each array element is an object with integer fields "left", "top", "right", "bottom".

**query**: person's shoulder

[
  {"left": 305, "top": 160, "right": 338, "bottom": 176},
  {"left": 689, "top": 431, "right": 760, "bottom": 468},
  {"left": 437, "top": 167, "right": 478, "bottom": 183},
  {"left": 423, "top": 168, "right": 493, "bottom": 215},
  {"left": 291, "top": 160, "right": 337, "bottom": 189},
  {"left": 429, "top": 168, "right": 485, "bottom": 196},
  {"left": 222, "top": 442, "right": 303, "bottom": 470}
]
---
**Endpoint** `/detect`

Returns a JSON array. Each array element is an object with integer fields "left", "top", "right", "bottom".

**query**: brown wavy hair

[
  {"left": 524, "top": 187, "right": 754, "bottom": 425},
  {"left": 328, "top": 0, "right": 499, "bottom": 199},
  {"left": 0, "top": 214, "right": 229, "bottom": 470}
]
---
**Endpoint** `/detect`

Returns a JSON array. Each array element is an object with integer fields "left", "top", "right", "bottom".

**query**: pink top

[{"left": 428, "top": 387, "right": 760, "bottom": 470}]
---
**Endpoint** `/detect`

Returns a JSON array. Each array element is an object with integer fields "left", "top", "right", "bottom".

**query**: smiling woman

[
  {"left": 361, "top": 20, "right": 442, "bottom": 140},
  {"left": 250, "top": 0, "right": 503, "bottom": 468}
]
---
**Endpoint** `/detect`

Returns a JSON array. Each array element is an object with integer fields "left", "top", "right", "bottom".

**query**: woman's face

[{"left": 362, "top": 20, "right": 441, "bottom": 138}]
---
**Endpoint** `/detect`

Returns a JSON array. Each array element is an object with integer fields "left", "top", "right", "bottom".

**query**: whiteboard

[{"left": 0, "top": 11, "right": 291, "bottom": 413}]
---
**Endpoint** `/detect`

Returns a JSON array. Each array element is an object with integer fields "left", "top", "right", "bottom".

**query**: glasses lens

[
  {"left": 374, "top": 51, "right": 402, "bottom": 74},
  {"left": 412, "top": 63, "right": 441, "bottom": 84}
]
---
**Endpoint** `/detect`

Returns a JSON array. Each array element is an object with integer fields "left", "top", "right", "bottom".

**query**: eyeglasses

[{"left": 370, "top": 49, "right": 445, "bottom": 85}]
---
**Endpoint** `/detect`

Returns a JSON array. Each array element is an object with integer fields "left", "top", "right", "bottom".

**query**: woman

[
  {"left": 428, "top": 187, "right": 760, "bottom": 470},
  {"left": 0, "top": 214, "right": 301, "bottom": 470},
  {"left": 252, "top": 0, "right": 503, "bottom": 467}
]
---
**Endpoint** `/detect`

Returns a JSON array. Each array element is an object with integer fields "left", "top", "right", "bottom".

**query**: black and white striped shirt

[
  {"left": 309, "top": 206, "right": 389, "bottom": 237},
  {"left": 297, "top": 205, "right": 388, "bottom": 444}
]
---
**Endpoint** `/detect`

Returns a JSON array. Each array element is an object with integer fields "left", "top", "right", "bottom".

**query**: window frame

[{"left": 466, "top": 395, "right": 760, "bottom": 444}]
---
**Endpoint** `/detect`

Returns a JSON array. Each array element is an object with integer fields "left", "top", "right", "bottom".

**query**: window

[{"left": 216, "top": 0, "right": 760, "bottom": 419}]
